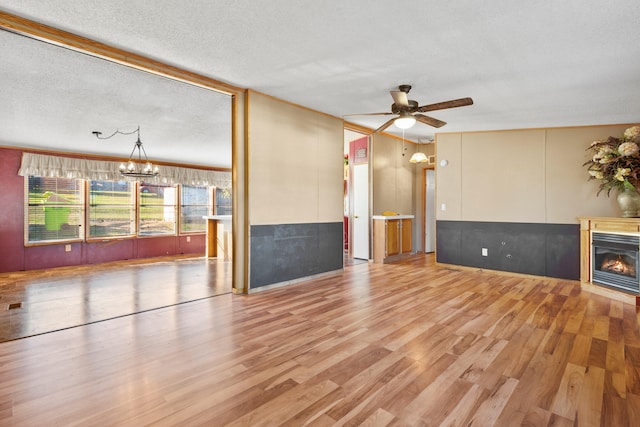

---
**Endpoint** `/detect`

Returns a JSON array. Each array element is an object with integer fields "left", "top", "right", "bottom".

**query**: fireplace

[{"left": 592, "top": 232, "right": 640, "bottom": 294}]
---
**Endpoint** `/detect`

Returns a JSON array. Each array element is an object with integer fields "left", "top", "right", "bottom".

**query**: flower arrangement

[{"left": 585, "top": 126, "right": 640, "bottom": 196}]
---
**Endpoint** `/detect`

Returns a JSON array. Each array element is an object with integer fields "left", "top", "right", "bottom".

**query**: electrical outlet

[
  {"left": 481, "top": 248, "right": 488, "bottom": 256},
  {"left": 65, "top": 244, "right": 71, "bottom": 252},
  {"left": 186, "top": 236, "right": 191, "bottom": 242}
]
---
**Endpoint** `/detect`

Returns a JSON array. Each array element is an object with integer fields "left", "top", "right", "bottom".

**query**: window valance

[{"left": 18, "top": 152, "right": 231, "bottom": 188}]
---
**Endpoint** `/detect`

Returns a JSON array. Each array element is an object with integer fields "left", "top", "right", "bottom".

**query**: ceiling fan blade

[
  {"left": 415, "top": 114, "right": 446, "bottom": 128},
  {"left": 343, "top": 112, "right": 394, "bottom": 117},
  {"left": 373, "top": 117, "right": 397, "bottom": 133},
  {"left": 417, "top": 97, "right": 473, "bottom": 113},
  {"left": 390, "top": 90, "right": 409, "bottom": 107}
]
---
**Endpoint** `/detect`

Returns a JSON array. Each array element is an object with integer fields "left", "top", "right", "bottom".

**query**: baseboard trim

[
  {"left": 247, "top": 268, "right": 344, "bottom": 294},
  {"left": 435, "top": 261, "right": 580, "bottom": 282}
]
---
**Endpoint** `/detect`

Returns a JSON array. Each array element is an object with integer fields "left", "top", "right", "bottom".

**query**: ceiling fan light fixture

[
  {"left": 346, "top": 85, "right": 472, "bottom": 133},
  {"left": 394, "top": 115, "right": 416, "bottom": 130},
  {"left": 410, "top": 152, "right": 429, "bottom": 163}
]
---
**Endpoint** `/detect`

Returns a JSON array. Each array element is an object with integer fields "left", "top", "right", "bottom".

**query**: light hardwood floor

[
  {"left": 0, "top": 256, "right": 231, "bottom": 342},
  {"left": 1, "top": 254, "right": 639, "bottom": 426}
]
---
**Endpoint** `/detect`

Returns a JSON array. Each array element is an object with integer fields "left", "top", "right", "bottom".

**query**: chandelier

[{"left": 92, "top": 126, "right": 159, "bottom": 178}]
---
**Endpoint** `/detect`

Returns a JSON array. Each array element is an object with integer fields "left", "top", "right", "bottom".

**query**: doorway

[
  {"left": 423, "top": 168, "right": 436, "bottom": 253},
  {"left": 0, "top": 23, "right": 236, "bottom": 339},
  {"left": 344, "top": 131, "right": 370, "bottom": 264}
]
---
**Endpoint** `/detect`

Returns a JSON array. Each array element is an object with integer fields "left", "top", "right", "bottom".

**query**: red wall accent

[
  {"left": 350, "top": 136, "right": 369, "bottom": 164},
  {"left": 0, "top": 147, "right": 206, "bottom": 273},
  {"left": 85, "top": 239, "right": 136, "bottom": 264},
  {"left": 0, "top": 148, "right": 27, "bottom": 272}
]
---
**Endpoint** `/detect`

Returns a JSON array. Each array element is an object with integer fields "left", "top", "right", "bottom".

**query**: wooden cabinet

[
  {"left": 385, "top": 219, "right": 400, "bottom": 257},
  {"left": 204, "top": 215, "right": 232, "bottom": 260},
  {"left": 373, "top": 215, "right": 413, "bottom": 263},
  {"left": 401, "top": 218, "right": 412, "bottom": 253}
]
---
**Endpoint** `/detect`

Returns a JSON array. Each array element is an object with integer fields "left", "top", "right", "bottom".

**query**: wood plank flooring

[
  {"left": 0, "top": 256, "right": 231, "bottom": 342},
  {"left": 1, "top": 254, "right": 639, "bottom": 426}
]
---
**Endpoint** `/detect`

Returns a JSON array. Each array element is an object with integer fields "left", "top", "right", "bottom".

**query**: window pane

[
  {"left": 215, "top": 188, "right": 232, "bottom": 215},
  {"left": 182, "top": 185, "right": 209, "bottom": 205},
  {"left": 180, "top": 205, "right": 210, "bottom": 232},
  {"left": 27, "top": 176, "right": 83, "bottom": 243},
  {"left": 180, "top": 185, "right": 211, "bottom": 233},
  {"left": 90, "top": 206, "right": 136, "bottom": 236},
  {"left": 88, "top": 180, "right": 135, "bottom": 238},
  {"left": 139, "top": 185, "right": 176, "bottom": 235},
  {"left": 139, "top": 205, "right": 176, "bottom": 235}
]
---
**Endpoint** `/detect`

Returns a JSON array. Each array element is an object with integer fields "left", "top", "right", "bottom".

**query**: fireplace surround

[{"left": 579, "top": 217, "right": 640, "bottom": 305}]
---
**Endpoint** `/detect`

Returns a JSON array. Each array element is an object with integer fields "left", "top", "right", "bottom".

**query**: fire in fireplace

[
  {"left": 592, "top": 232, "right": 640, "bottom": 294},
  {"left": 600, "top": 253, "right": 636, "bottom": 276}
]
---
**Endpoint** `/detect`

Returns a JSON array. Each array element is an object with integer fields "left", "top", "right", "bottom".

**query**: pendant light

[{"left": 92, "top": 126, "right": 159, "bottom": 178}]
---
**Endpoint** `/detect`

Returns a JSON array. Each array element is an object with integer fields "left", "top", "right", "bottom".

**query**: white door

[
  {"left": 353, "top": 164, "right": 369, "bottom": 259},
  {"left": 424, "top": 169, "right": 436, "bottom": 253}
]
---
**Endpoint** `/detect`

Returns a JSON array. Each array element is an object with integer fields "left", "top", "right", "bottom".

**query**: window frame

[
  {"left": 23, "top": 176, "right": 218, "bottom": 245},
  {"left": 86, "top": 180, "right": 137, "bottom": 241},
  {"left": 24, "top": 176, "right": 86, "bottom": 246},
  {"left": 137, "top": 183, "right": 178, "bottom": 237}
]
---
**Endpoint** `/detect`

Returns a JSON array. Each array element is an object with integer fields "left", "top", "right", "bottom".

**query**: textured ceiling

[
  {"left": 0, "top": 30, "right": 232, "bottom": 168},
  {"left": 1, "top": 1, "right": 640, "bottom": 167}
]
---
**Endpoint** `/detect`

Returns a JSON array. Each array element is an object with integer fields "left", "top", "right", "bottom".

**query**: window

[
  {"left": 24, "top": 175, "right": 220, "bottom": 243},
  {"left": 180, "top": 185, "right": 211, "bottom": 233},
  {"left": 88, "top": 180, "right": 135, "bottom": 238},
  {"left": 139, "top": 184, "right": 177, "bottom": 235},
  {"left": 26, "top": 177, "right": 84, "bottom": 243},
  {"left": 215, "top": 187, "right": 232, "bottom": 215}
]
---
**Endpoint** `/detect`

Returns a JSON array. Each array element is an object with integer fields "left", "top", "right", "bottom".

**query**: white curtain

[{"left": 18, "top": 152, "right": 231, "bottom": 188}]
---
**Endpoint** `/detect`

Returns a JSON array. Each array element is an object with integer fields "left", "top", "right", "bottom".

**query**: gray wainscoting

[
  {"left": 436, "top": 221, "right": 579, "bottom": 280},
  {"left": 250, "top": 222, "right": 343, "bottom": 289}
]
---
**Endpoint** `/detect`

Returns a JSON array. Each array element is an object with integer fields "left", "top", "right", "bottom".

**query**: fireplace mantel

[{"left": 578, "top": 216, "right": 640, "bottom": 305}]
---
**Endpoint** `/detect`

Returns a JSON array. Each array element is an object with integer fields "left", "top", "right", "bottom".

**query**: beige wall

[
  {"left": 463, "top": 129, "right": 546, "bottom": 222},
  {"left": 247, "top": 91, "right": 344, "bottom": 225},
  {"left": 435, "top": 133, "right": 462, "bottom": 220},
  {"left": 371, "top": 133, "right": 416, "bottom": 216},
  {"left": 545, "top": 126, "right": 626, "bottom": 222},
  {"left": 436, "top": 124, "right": 632, "bottom": 224}
]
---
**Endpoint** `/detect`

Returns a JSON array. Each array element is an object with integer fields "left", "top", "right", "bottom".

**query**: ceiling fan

[{"left": 346, "top": 85, "right": 473, "bottom": 133}]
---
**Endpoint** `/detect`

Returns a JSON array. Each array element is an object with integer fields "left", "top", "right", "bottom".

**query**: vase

[{"left": 616, "top": 188, "right": 640, "bottom": 218}]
